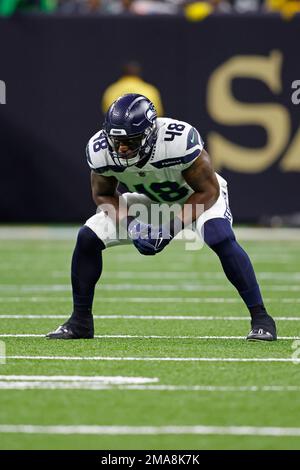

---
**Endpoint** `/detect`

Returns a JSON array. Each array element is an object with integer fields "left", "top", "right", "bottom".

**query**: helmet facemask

[{"left": 105, "top": 121, "right": 157, "bottom": 168}]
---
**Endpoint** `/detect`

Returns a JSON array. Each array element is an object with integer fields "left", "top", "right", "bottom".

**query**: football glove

[{"left": 128, "top": 222, "right": 173, "bottom": 256}]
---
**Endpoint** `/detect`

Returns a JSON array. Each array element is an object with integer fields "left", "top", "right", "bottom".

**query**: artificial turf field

[{"left": 0, "top": 226, "right": 300, "bottom": 450}]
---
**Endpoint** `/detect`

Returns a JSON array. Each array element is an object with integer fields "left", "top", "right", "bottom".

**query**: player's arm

[
  {"left": 91, "top": 171, "right": 127, "bottom": 221},
  {"left": 178, "top": 149, "right": 220, "bottom": 228}
]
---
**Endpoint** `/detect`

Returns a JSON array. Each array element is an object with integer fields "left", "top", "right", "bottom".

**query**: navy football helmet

[{"left": 103, "top": 94, "right": 157, "bottom": 167}]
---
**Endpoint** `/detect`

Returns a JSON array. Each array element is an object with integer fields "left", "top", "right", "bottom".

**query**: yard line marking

[
  {"left": 232, "top": 227, "right": 300, "bottom": 241},
  {"left": 0, "top": 314, "right": 300, "bottom": 321},
  {"left": 0, "top": 296, "right": 299, "bottom": 303},
  {"left": 0, "top": 334, "right": 299, "bottom": 340},
  {"left": 97, "top": 385, "right": 300, "bottom": 392},
  {"left": 3, "top": 356, "right": 300, "bottom": 363},
  {"left": 53, "top": 271, "right": 204, "bottom": 279},
  {"left": 1, "top": 424, "right": 300, "bottom": 436},
  {"left": 0, "top": 227, "right": 79, "bottom": 240},
  {"left": 0, "top": 377, "right": 298, "bottom": 392},
  {"left": 51, "top": 270, "right": 300, "bottom": 282},
  {"left": 1, "top": 284, "right": 300, "bottom": 292},
  {"left": 109, "top": 272, "right": 300, "bottom": 281},
  {"left": 0, "top": 382, "right": 300, "bottom": 392},
  {"left": 0, "top": 375, "right": 158, "bottom": 384},
  {"left": 1, "top": 225, "right": 299, "bottom": 240},
  {"left": 0, "top": 296, "right": 243, "bottom": 303}
]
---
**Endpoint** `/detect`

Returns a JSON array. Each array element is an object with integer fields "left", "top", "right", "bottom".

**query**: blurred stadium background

[
  {"left": 1, "top": 0, "right": 300, "bottom": 225},
  {"left": 1, "top": 1, "right": 300, "bottom": 451}
]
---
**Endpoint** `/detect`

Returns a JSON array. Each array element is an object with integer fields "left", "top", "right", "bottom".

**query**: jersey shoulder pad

[
  {"left": 86, "top": 131, "right": 124, "bottom": 175},
  {"left": 151, "top": 118, "right": 203, "bottom": 169}
]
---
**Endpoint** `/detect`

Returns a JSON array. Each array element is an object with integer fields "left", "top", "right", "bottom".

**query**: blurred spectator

[
  {"left": 100, "top": 0, "right": 180, "bottom": 14},
  {"left": 100, "top": 0, "right": 133, "bottom": 14},
  {"left": 265, "top": 0, "right": 300, "bottom": 18},
  {"left": 184, "top": 0, "right": 267, "bottom": 19},
  {"left": 233, "top": 0, "right": 262, "bottom": 12},
  {"left": 101, "top": 61, "right": 164, "bottom": 115},
  {"left": 184, "top": 1, "right": 232, "bottom": 21},
  {"left": 0, "top": 0, "right": 57, "bottom": 15},
  {"left": 130, "top": 0, "right": 180, "bottom": 14},
  {"left": 212, "top": 0, "right": 232, "bottom": 12},
  {"left": 3, "top": 0, "right": 296, "bottom": 17},
  {"left": 58, "top": 0, "right": 102, "bottom": 14}
]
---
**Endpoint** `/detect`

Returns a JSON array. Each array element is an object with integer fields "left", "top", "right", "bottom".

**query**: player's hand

[{"left": 128, "top": 222, "right": 172, "bottom": 256}]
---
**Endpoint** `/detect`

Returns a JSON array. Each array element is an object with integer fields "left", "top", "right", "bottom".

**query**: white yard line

[
  {"left": 1, "top": 284, "right": 300, "bottom": 292},
  {"left": 53, "top": 271, "right": 206, "bottom": 279},
  {"left": 0, "top": 375, "right": 158, "bottom": 385},
  {"left": 234, "top": 227, "right": 300, "bottom": 241},
  {"left": 0, "top": 314, "right": 300, "bottom": 321},
  {"left": 2, "top": 356, "right": 300, "bottom": 363},
  {"left": 54, "top": 271, "right": 300, "bottom": 281},
  {"left": 0, "top": 296, "right": 299, "bottom": 303},
  {"left": 0, "top": 382, "right": 299, "bottom": 392},
  {"left": 1, "top": 424, "right": 300, "bottom": 436},
  {"left": 0, "top": 227, "right": 79, "bottom": 240},
  {"left": 0, "top": 334, "right": 299, "bottom": 340},
  {"left": 0, "top": 375, "right": 158, "bottom": 382},
  {"left": 0, "top": 296, "right": 243, "bottom": 303},
  {"left": 51, "top": 271, "right": 300, "bottom": 281},
  {"left": 0, "top": 376, "right": 298, "bottom": 392},
  {"left": 1, "top": 226, "right": 300, "bottom": 240}
]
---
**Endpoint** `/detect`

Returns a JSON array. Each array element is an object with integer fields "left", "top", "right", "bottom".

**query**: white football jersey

[{"left": 86, "top": 117, "right": 204, "bottom": 206}]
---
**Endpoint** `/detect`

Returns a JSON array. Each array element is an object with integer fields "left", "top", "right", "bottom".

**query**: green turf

[{"left": 0, "top": 232, "right": 300, "bottom": 449}]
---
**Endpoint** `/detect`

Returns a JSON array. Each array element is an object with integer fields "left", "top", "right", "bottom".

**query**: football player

[{"left": 46, "top": 94, "right": 277, "bottom": 341}]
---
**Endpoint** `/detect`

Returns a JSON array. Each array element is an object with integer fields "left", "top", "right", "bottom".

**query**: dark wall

[{"left": 0, "top": 14, "right": 299, "bottom": 223}]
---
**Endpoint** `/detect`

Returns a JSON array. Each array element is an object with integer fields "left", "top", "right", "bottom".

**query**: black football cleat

[
  {"left": 246, "top": 328, "right": 276, "bottom": 341},
  {"left": 46, "top": 322, "right": 94, "bottom": 340},
  {"left": 246, "top": 313, "right": 277, "bottom": 341}
]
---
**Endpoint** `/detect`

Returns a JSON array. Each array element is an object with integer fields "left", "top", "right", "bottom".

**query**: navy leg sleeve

[
  {"left": 203, "top": 218, "right": 263, "bottom": 308},
  {"left": 71, "top": 226, "right": 105, "bottom": 325}
]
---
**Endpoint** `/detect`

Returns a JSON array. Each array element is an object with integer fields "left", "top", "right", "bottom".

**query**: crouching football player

[{"left": 46, "top": 94, "right": 277, "bottom": 341}]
